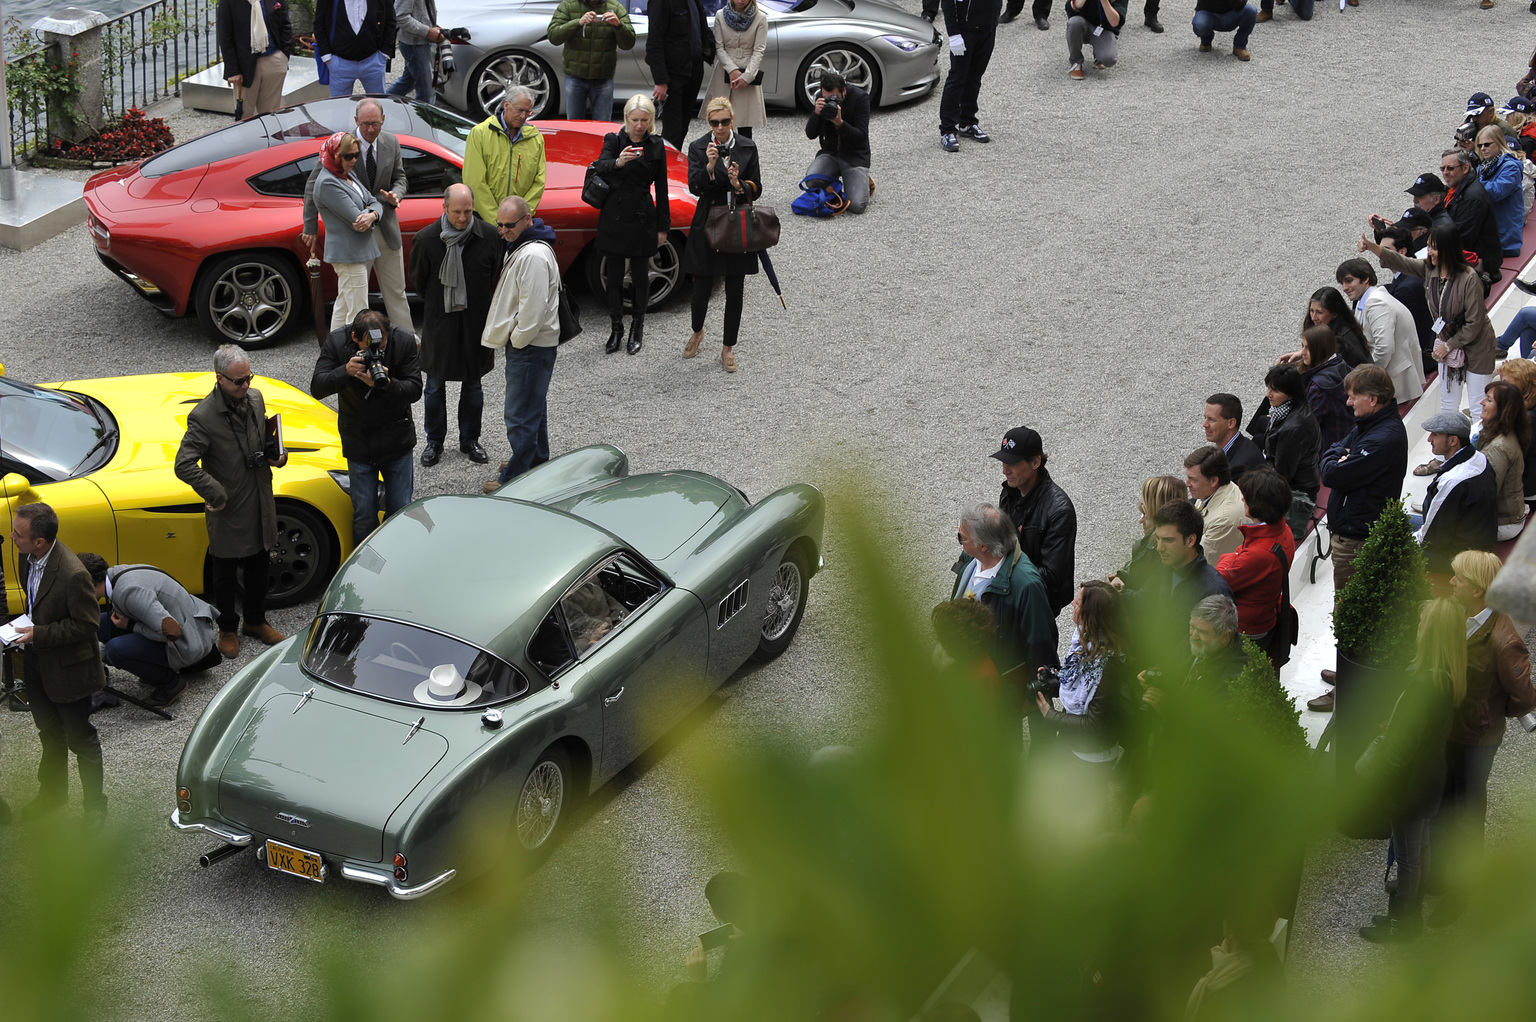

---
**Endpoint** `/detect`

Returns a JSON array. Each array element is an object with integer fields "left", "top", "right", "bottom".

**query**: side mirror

[{"left": 2, "top": 473, "right": 34, "bottom": 499}]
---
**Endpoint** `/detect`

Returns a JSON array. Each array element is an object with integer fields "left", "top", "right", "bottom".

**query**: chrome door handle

[{"left": 604, "top": 687, "right": 625, "bottom": 705}]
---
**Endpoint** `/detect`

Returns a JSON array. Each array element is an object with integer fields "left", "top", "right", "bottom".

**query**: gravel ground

[{"left": 2, "top": 2, "right": 1535, "bottom": 1016}]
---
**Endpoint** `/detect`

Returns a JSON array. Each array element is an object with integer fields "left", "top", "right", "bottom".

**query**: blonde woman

[
  {"left": 1355, "top": 598, "right": 1465, "bottom": 943},
  {"left": 1109, "top": 475, "right": 1187, "bottom": 594},
  {"left": 683, "top": 97, "right": 761, "bottom": 373},
  {"left": 701, "top": 0, "right": 767, "bottom": 136},
  {"left": 592, "top": 94, "right": 670, "bottom": 355},
  {"left": 1475, "top": 124, "right": 1524, "bottom": 258}
]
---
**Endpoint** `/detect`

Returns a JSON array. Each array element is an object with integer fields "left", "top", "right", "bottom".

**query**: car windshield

[
  {"left": 0, "top": 377, "right": 117, "bottom": 481},
  {"left": 304, "top": 613, "right": 527, "bottom": 709}
]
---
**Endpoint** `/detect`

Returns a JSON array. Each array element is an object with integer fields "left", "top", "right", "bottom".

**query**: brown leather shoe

[
  {"left": 1307, "top": 690, "right": 1335, "bottom": 712},
  {"left": 242, "top": 623, "right": 286, "bottom": 646},
  {"left": 683, "top": 331, "right": 703, "bottom": 358},
  {"left": 721, "top": 347, "right": 738, "bottom": 372},
  {"left": 482, "top": 479, "right": 501, "bottom": 494},
  {"left": 218, "top": 631, "right": 240, "bottom": 659},
  {"left": 1255, "top": 8, "right": 1271, "bottom": 18},
  {"left": 1320, "top": 669, "right": 1337, "bottom": 684},
  {"left": 1232, "top": 46, "right": 1251, "bottom": 60}
]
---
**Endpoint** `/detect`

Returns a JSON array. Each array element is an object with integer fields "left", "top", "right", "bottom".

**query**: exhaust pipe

[{"left": 199, "top": 842, "right": 245, "bottom": 868}]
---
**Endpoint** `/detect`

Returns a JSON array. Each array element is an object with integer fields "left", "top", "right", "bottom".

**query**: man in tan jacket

[
  {"left": 9, "top": 503, "right": 107, "bottom": 820},
  {"left": 1185, "top": 445, "right": 1244, "bottom": 559}
]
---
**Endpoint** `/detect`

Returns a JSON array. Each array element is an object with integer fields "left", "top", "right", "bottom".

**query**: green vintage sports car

[{"left": 170, "top": 445, "right": 823, "bottom": 898}]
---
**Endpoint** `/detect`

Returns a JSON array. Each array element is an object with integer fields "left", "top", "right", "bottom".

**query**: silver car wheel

[
  {"left": 207, "top": 260, "right": 294, "bottom": 344},
  {"left": 586, "top": 234, "right": 684, "bottom": 311},
  {"left": 801, "top": 46, "right": 876, "bottom": 108},
  {"left": 516, "top": 758, "right": 565, "bottom": 849},
  {"left": 475, "top": 52, "right": 555, "bottom": 120},
  {"left": 761, "top": 559, "right": 803, "bottom": 642}
]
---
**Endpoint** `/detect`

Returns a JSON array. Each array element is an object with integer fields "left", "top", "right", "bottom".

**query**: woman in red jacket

[{"left": 1215, "top": 468, "right": 1296, "bottom": 653}]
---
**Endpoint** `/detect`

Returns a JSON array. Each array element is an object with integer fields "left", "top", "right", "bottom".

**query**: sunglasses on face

[
  {"left": 219, "top": 373, "right": 254, "bottom": 386},
  {"left": 1476, "top": 141, "right": 1499, "bottom": 148},
  {"left": 340, "top": 151, "right": 359, "bottom": 161},
  {"left": 708, "top": 117, "right": 732, "bottom": 127},
  {"left": 497, "top": 216, "right": 529, "bottom": 229}
]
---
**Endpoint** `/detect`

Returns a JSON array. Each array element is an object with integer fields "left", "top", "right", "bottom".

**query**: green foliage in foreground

[
  {"left": 1, "top": 503, "right": 1534, "bottom": 1021},
  {"left": 1227, "top": 637, "right": 1309, "bottom": 757},
  {"left": 1332, "top": 499, "right": 1430, "bottom": 667}
]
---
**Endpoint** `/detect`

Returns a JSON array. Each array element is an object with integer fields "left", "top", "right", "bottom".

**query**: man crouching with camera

[
  {"left": 311, "top": 309, "right": 424, "bottom": 547},
  {"left": 175, "top": 345, "right": 290, "bottom": 658},
  {"left": 803, "top": 70, "right": 871, "bottom": 213}
]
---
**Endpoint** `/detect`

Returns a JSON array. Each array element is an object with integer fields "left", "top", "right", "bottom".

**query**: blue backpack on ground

[{"left": 791, "top": 175, "right": 848, "bottom": 217}]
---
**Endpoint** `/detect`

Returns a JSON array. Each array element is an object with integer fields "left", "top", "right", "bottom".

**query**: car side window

[
  {"left": 548, "top": 553, "right": 665, "bottom": 662},
  {"left": 400, "top": 146, "right": 462, "bottom": 198},
  {"left": 529, "top": 606, "right": 577, "bottom": 676},
  {"left": 248, "top": 155, "right": 319, "bottom": 197}
]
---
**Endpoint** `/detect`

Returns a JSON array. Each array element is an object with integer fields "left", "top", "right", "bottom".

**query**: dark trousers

[
  {"left": 1002, "top": 0, "right": 1052, "bottom": 19},
  {"left": 22, "top": 646, "right": 105, "bottom": 809},
  {"left": 1441, "top": 740, "right": 1500, "bottom": 848},
  {"left": 938, "top": 31, "right": 996, "bottom": 134},
  {"left": 659, "top": 72, "right": 703, "bottom": 150},
  {"left": 423, "top": 373, "right": 485, "bottom": 448},
  {"left": 98, "top": 611, "right": 221, "bottom": 686},
  {"left": 605, "top": 253, "right": 651, "bottom": 324},
  {"left": 211, "top": 548, "right": 270, "bottom": 633},
  {"left": 691, "top": 273, "right": 745, "bottom": 346}
]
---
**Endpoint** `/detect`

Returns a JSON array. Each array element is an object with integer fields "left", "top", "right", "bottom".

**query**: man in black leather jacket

[
  {"left": 311, "top": 309, "right": 424, "bottom": 545},
  {"left": 992, "top": 426, "right": 1077, "bottom": 615}
]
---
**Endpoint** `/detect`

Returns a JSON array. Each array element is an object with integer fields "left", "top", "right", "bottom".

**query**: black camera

[
  {"left": 243, "top": 451, "right": 268, "bottom": 469},
  {"left": 362, "top": 328, "right": 389, "bottom": 387},
  {"left": 1026, "top": 667, "right": 1060, "bottom": 697},
  {"left": 1455, "top": 120, "right": 1478, "bottom": 144},
  {"left": 821, "top": 94, "right": 840, "bottom": 117},
  {"left": 444, "top": 26, "right": 472, "bottom": 43}
]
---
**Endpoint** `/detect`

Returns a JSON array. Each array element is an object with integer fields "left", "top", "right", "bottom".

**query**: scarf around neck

[
  {"left": 249, "top": 0, "right": 270, "bottom": 54},
  {"left": 1057, "top": 629, "right": 1108, "bottom": 716},
  {"left": 1267, "top": 400, "right": 1293, "bottom": 432},
  {"left": 722, "top": 1, "right": 756, "bottom": 31},
  {"left": 437, "top": 213, "right": 473, "bottom": 313}
]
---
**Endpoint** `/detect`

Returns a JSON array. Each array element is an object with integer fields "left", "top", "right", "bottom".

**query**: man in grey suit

[
  {"left": 77, "top": 554, "right": 221, "bottom": 708},
  {"left": 300, "top": 98, "right": 414, "bottom": 332}
]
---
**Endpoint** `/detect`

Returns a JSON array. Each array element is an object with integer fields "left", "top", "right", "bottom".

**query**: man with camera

[
  {"left": 936, "top": 0, "right": 999, "bottom": 153},
  {"left": 311, "top": 309, "right": 425, "bottom": 546},
  {"left": 1064, "top": 0, "right": 1127, "bottom": 81},
  {"left": 175, "top": 346, "right": 289, "bottom": 658},
  {"left": 803, "top": 71, "right": 872, "bottom": 212}
]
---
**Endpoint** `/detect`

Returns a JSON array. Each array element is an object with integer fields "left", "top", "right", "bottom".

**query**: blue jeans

[
  {"left": 564, "top": 75, "right": 614, "bottom": 121},
  {"left": 99, "top": 611, "right": 175, "bottom": 687},
  {"left": 328, "top": 51, "right": 387, "bottom": 97},
  {"left": 1260, "top": 0, "right": 1312, "bottom": 15},
  {"left": 1498, "top": 305, "right": 1536, "bottom": 357},
  {"left": 348, "top": 451, "right": 414, "bottom": 544},
  {"left": 387, "top": 42, "right": 435, "bottom": 104},
  {"left": 499, "top": 344, "right": 557, "bottom": 483},
  {"left": 423, "top": 373, "right": 484, "bottom": 448},
  {"left": 1192, "top": 6, "right": 1256, "bottom": 47}
]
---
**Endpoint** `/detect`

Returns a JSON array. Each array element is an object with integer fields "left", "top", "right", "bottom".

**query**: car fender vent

[{"left": 717, "top": 579, "right": 749, "bottom": 629}]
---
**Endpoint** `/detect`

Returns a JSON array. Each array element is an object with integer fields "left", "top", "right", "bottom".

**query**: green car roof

[{"left": 319, "top": 495, "right": 621, "bottom": 662}]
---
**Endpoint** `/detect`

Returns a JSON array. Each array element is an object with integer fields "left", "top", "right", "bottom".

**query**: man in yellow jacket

[{"left": 463, "top": 87, "right": 548, "bottom": 224}]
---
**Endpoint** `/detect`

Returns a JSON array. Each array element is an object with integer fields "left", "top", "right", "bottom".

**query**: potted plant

[
  {"left": 34, "top": 108, "right": 174, "bottom": 169},
  {"left": 1330, "top": 498, "right": 1429, "bottom": 834}
]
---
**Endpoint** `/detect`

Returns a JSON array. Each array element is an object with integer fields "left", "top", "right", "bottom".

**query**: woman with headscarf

[
  {"left": 592, "top": 94, "right": 671, "bottom": 356},
  {"left": 701, "top": 0, "right": 768, "bottom": 138},
  {"left": 314, "top": 132, "right": 385, "bottom": 330},
  {"left": 217, "top": 0, "right": 294, "bottom": 118}
]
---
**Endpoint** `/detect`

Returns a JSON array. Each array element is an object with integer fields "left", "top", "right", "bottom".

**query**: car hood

[
  {"left": 217, "top": 689, "right": 449, "bottom": 862},
  {"left": 51, "top": 373, "right": 342, "bottom": 505},
  {"left": 548, "top": 471, "right": 746, "bottom": 562}
]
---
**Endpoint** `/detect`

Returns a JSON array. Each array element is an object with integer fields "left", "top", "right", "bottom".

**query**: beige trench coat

[
  {"left": 174, "top": 386, "right": 279, "bottom": 558},
  {"left": 701, "top": 6, "right": 768, "bottom": 128}
]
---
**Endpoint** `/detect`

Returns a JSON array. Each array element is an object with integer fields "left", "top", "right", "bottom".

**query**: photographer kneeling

[
  {"left": 802, "top": 70, "right": 871, "bottom": 214},
  {"left": 311, "top": 309, "right": 424, "bottom": 545}
]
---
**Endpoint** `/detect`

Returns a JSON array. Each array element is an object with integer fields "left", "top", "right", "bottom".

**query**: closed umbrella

[
  {"left": 758, "top": 249, "right": 785, "bottom": 310},
  {"left": 307, "top": 246, "right": 327, "bottom": 345},
  {"left": 233, "top": 82, "right": 244, "bottom": 121}
]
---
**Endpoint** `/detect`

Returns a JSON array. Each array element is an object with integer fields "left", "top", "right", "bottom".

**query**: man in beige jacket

[{"left": 1185, "top": 445, "right": 1244, "bottom": 559}]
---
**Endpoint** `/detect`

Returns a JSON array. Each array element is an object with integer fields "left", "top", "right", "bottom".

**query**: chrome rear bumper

[
  {"left": 340, "top": 863, "right": 458, "bottom": 900},
  {"left": 169, "top": 809, "right": 252, "bottom": 845}
]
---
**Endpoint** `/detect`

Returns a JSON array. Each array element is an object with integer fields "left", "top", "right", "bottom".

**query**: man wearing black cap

[
  {"left": 1394, "top": 174, "right": 1455, "bottom": 235},
  {"left": 991, "top": 427, "right": 1077, "bottom": 616},
  {"left": 1415, "top": 411, "right": 1497, "bottom": 580},
  {"left": 1440, "top": 148, "right": 1504, "bottom": 289},
  {"left": 1463, "top": 93, "right": 1515, "bottom": 141}
]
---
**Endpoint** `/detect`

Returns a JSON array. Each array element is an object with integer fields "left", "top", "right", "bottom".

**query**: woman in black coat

[
  {"left": 683, "top": 96, "right": 760, "bottom": 373},
  {"left": 1259, "top": 364, "right": 1321, "bottom": 502},
  {"left": 593, "top": 94, "right": 672, "bottom": 356}
]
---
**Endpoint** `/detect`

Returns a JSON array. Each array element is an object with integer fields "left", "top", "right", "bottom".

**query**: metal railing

[
  {"left": 5, "top": 50, "right": 45, "bottom": 155},
  {"left": 100, "top": 0, "right": 219, "bottom": 121}
]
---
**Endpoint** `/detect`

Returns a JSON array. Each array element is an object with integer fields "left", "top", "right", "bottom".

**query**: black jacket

[
  {"left": 804, "top": 84, "right": 871, "bottom": 169},
  {"left": 593, "top": 131, "right": 671, "bottom": 258},
  {"left": 217, "top": 0, "right": 295, "bottom": 87},
  {"left": 1225, "top": 432, "right": 1265, "bottom": 481},
  {"left": 1334, "top": 320, "right": 1371, "bottom": 369},
  {"left": 1262, "top": 404, "right": 1321, "bottom": 499},
  {"left": 644, "top": 0, "right": 712, "bottom": 85},
  {"left": 1419, "top": 445, "right": 1498, "bottom": 574},
  {"left": 997, "top": 467, "right": 1077, "bottom": 615},
  {"left": 1062, "top": 0, "right": 1127, "bottom": 33},
  {"left": 683, "top": 132, "right": 761, "bottom": 277},
  {"left": 1127, "top": 550, "right": 1233, "bottom": 677},
  {"left": 941, "top": 0, "right": 1002, "bottom": 38},
  {"left": 1319, "top": 402, "right": 1408, "bottom": 540},
  {"left": 315, "top": 0, "right": 395, "bottom": 62},
  {"left": 1446, "top": 176, "right": 1503, "bottom": 281},
  {"left": 310, "top": 324, "right": 424, "bottom": 464},
  {"left": 408, "top": 215, "right": 502, "bottom": 382},
  {"left": 1525, "top": 408, "right": 1536, "bottom": 504},
  {"left": 1387, "top": 270, "right": 1438, "bottom": 373}
]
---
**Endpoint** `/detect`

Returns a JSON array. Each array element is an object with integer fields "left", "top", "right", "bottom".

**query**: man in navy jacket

[{"left": 315, "top": 0, "right": 396, "bottom": 97}]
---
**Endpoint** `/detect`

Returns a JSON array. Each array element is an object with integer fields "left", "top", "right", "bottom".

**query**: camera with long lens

[
  {"left": 1025, "top": 666, "right": 1060, "bottom": 697},
  {"left": 444, "top": 26, "right": 472, "bottom": 43},
  {"left": 362, "top": 328, "right": 389, "bottom": 387}
]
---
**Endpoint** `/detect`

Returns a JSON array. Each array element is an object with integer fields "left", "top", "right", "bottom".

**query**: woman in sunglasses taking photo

[
  {"left": 683, "top": 97, "right": 761, "bottom": 373},
  {"left": 314, "top": 131, "right": 386, "bottom": 329}
]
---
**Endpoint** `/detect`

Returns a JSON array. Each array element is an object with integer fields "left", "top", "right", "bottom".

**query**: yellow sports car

[{"left": 0, "top": 370, "right": 353, "bottom": 613}]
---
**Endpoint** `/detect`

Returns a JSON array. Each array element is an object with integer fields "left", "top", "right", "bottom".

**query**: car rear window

[
  {"left": 304, "top": 613, "right": 528, "bottom": 708},
  {"left": 140, "top": 118, "right": 272, "bottom": 177}
]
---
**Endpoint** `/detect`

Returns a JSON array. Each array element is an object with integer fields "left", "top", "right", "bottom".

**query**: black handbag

[
  {"left": 557, "top": 277, "right": 582, "bottom": 343},
  {"left": 581, "top": 161, "right": 611, "bottom": 209}
]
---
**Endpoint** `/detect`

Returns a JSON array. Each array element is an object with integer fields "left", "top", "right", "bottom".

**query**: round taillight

[
  {"left": 177, "top": 787, "right": 190, "bottom": 800},
  {"left": 177, "top": 800, "right": 192, "bottom": 813},
  {"left": 393, "top": 852, "right": 407, "bottom": 868},
  {"left": 393, "top": 866, "right": 408, "bottom": 881}
]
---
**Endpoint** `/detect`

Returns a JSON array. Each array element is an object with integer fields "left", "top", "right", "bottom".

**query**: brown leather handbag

[{"left": 704, "top": 193, "right": 780, "bottom": 253}]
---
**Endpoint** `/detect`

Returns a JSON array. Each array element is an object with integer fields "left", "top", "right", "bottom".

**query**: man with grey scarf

[{"left": 408, "top": 183, "right": 505, "bottom": 467}]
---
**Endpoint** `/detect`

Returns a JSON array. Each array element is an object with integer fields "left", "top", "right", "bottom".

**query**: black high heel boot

[
  {"left": 626, "top": 319, "right": 644, "bottom": 355},
  {"left": 605, "top": 319, "right": 624, "bottom": 354}
]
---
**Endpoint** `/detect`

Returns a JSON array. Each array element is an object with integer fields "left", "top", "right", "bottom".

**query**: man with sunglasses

[
  {"left": 1441, "top": 148, "right": 1504, "bottom": 290},
  {"left": 175, "top": 345, "right": 289, "bottom": 659}
]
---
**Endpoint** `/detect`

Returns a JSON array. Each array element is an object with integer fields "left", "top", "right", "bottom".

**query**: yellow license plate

[{"left": 266, "top": 839, "right": 324, "bottom": 883}]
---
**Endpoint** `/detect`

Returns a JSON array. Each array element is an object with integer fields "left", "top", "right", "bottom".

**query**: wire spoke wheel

[
  {"left": 515, "top": 757, "right": 566, "bottom": 850},
  {"left": 761, "top": 559, "right": 803, "bottom": 643}
]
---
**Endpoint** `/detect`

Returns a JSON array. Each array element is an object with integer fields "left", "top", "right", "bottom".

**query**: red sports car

[{"left": 83, "top": 97, "right": 694, "bottom": 347}]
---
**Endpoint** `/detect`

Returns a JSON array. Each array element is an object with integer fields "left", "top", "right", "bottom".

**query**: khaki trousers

[
  {"left": 327, "top": 244, "right": 414, "bottom": 334},
  {"left": 247, "top": 51, "right": 289, "bottom": 117}
]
